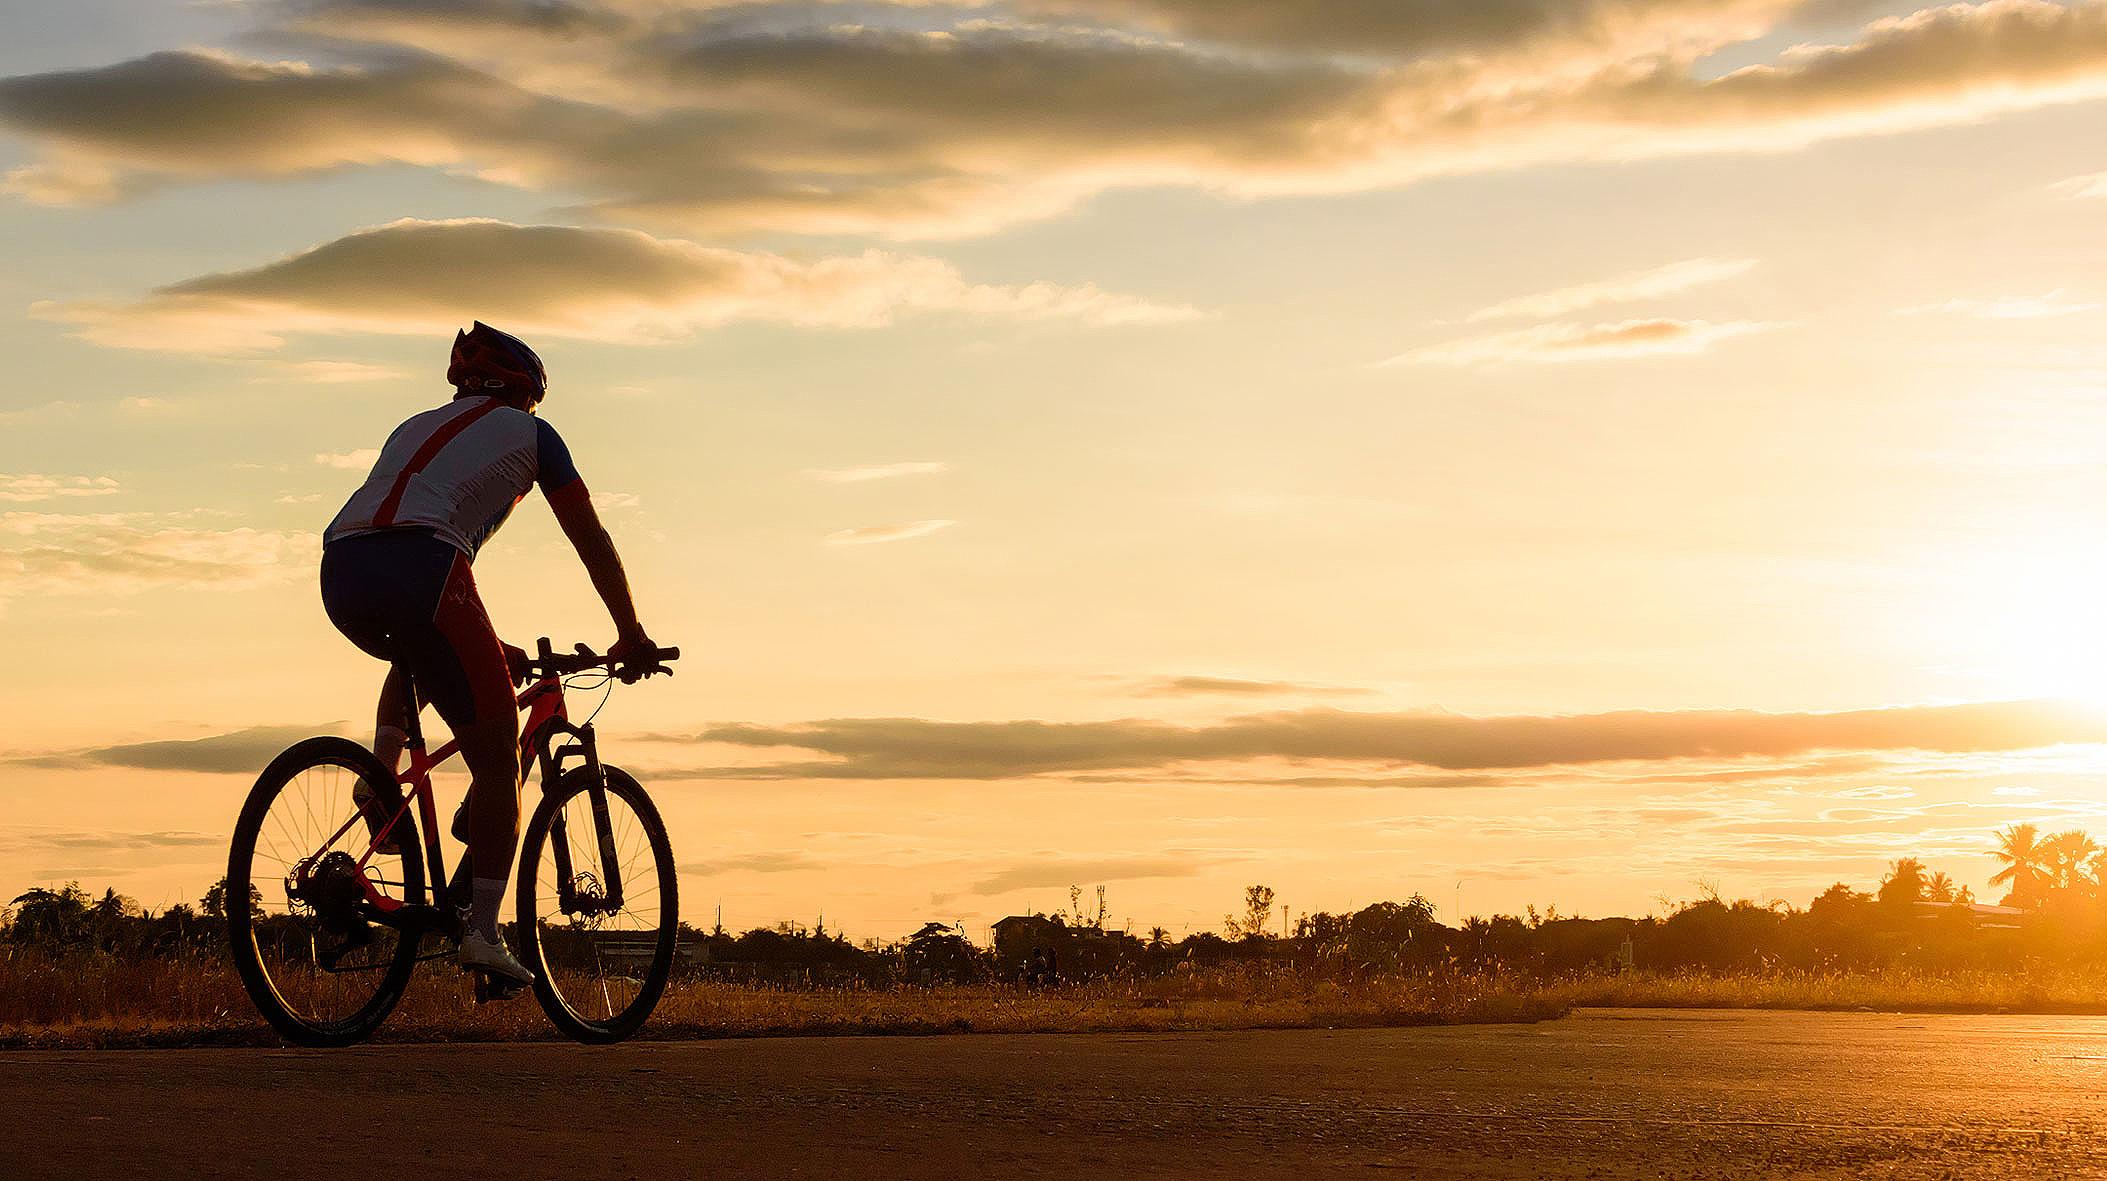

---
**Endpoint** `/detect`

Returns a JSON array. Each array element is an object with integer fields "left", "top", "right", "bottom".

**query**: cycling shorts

[{"left": 320, "top": 528, "right": 514, "bottom": 733}]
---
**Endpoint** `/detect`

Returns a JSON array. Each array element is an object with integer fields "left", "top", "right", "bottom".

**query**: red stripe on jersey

[{"left": 371, "top": 398, "right": 505, "bottom": 528}]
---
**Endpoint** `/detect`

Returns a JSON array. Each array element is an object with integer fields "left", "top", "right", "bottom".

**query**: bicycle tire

[
  {"left": 516, "top": 765, "right": 678, "bottom": 1044},
  {"left": 227, "top": 736, "right": 427, "bottom": 1047}
]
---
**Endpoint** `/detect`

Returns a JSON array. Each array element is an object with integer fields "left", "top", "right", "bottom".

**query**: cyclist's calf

[{"left": 455, "top": 708, "right": 523, "bottom": 925}]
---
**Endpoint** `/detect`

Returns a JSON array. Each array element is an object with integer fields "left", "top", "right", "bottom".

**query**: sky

[{"left": 4, "top": 0, "right": 2107, "bottom": 939}]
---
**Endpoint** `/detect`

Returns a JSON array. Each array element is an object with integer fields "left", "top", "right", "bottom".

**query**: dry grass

[
  {"left": 0, "top": 953, "right": 1561, "bottom": 1048},
  {"left": 12, "top": 953, "right": 2107, "bottom": 1049}
]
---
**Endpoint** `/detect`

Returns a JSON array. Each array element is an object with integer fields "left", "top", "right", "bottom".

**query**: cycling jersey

[{"left": 325, "top": 395, "right": 581, "bottom": 558}]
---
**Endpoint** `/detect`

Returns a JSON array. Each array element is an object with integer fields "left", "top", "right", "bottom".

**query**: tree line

[{"left": 6, "top": 820, "right": 2099, "bottom": 985}]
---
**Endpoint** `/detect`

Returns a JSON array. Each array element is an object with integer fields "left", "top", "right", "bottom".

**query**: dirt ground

[{"left": 7, "top": 1008, "right": 2107, "bottom": 1178}]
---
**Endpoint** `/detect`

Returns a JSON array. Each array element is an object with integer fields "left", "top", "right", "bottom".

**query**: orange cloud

[
  {"left": 823, "top": 520, "right": 957, "bottom": 545},
  {"left": 654, "top": 699, "right": 2107, "bottom": 780},
  {"left": 1465, "top": 258, "right": 1758, "bottom": 323},
  {"left": 4, "top": 3, "right": 2106, "bottom": 238},
  {"left": 36, "top": 218, "right": 1201, "bottom": 353},
  {"left": 1383, "top": 318, "right": 1771, "bottom": 366},
  {"left": 0, "top": 511, "right": 314, "bottom": 596}
]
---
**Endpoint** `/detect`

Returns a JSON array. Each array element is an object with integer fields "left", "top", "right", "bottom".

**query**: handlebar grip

[{"left": 656, "top": 646, "right": 680, "bottom": 662}]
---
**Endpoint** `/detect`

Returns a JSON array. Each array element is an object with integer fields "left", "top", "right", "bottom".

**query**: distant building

[{"left": 1911, "top": 900, "right": 2026, "bottom": 929}]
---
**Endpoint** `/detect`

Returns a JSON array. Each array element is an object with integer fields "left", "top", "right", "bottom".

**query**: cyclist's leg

[
  {"left": 321, "top": 540, "right": 416, "bottom": 850},
  {"left": 373, "top": 666, "right": 411, "bottom": 775},
  {"left": 416, "top": 554, "right": 522, "bottom": 943}
]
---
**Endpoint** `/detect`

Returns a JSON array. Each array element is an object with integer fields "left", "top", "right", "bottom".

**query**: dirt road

[{"left": 7, "top": 1009, "right": 2107, "bottom": 1177}]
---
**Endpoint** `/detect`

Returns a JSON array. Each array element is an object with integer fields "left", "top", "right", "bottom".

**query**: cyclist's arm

[
  {"left": 536, "top": 420, "right": 646, "bottom": 643},
  {"left": 548, "top": 482, "right": 644, "bottom": 642}
]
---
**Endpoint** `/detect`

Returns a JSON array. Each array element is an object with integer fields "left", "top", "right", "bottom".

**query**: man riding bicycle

[{"left": 319, "top": 322, "right": 655, "bottom": 986}]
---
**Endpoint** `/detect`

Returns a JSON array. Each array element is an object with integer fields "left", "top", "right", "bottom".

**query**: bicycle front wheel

[
  {"left": 516, "top": 765, "right": 678, "bottom": 1044},
  {"left": 226, "top": 737, "right": 426, "bottom": 1047}
]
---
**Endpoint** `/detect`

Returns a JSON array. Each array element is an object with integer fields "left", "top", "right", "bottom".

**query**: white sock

[{"left": 472, "top": 877, "right": 507, "bottom": 943}]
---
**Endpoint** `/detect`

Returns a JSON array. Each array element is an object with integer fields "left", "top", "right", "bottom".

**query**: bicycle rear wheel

[
  {"left": 516, "top": 765, "right": 677, "bottom": 1044},
  {"left": 226, "top": 737, "right": 426, "bottom": 1047}
]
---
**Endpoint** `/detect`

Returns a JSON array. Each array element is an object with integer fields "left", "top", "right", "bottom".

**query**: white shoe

[{"left": 459, "top": 930, "right": 535, "bottom": 985}]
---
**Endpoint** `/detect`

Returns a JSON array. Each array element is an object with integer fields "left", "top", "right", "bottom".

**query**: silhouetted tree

[
  {"left": 1992, "top": 823, "right": 2048, "bottom": 907},
  {"left": 1225, "top": 884, "right": 1277, "bottom": 940},
  {"left": 1879, "top": 858, "right": 1927, "bottom": 906},
  {"left": 2045, "top": 830, "right": 2100, "bottom": 891},
  {"left": 201, "top": 876, "right": 262, "bottom": 921},
  {"left": 8, "top": 883, "right": 93, "bottom": 949},
  {"left": 902, "top": 921, "right": 984, "bottom": 984}
]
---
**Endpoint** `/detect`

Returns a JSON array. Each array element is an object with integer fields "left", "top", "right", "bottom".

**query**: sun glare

[{"left": 1964, "top": 544, "right": 2107, "bottom": 707}]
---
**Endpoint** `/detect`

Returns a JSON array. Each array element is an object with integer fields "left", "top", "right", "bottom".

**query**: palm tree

[
  {"left": 1879, "top": 858, "right": 1927, "bottom": 905},
  {"left": 1925, "top": 872, "right": 1955, "bottom": 903},
  {"left": 2045, "top": 830, "right": 2100, "bottom": 890},
  {"left": 1145, "top": 926, "right": 1169, "bottom": 950},
  {"left": 1991, "top": 823, "right": 2048, "bottom": 906}
]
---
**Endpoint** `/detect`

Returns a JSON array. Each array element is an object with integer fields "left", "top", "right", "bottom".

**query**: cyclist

[{"left": 318, "top": 322, "right": 655, "bottom": 986}]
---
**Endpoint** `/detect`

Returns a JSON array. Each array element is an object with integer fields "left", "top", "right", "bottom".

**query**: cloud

[
  {"left": 261, "top": 359, "right": 407, "bottom": 384},
  {"left": 6, "top": 3, "right": 2107, "bottom": 239},
  {"left": 808, "top": 461, "right": 949, "bottom": 484},
  {"left": 823, "top": 519, "right": 956, "bottom": 545},
  {"left": 0, "top": 511, "right": 315, "bottom": 597},
  {"left": 660, "top": 698, "right": 2107, "bottom": 781},
  {"left": 37, "top": 218, "right": 1200, "bottom": 353},
  {"left": 89, "top": 726, "right": 341, "bottom": 774},
  {"left": 680, "top": 851, "right": 817, "bottom": 876},
  {"left": 15, "top": 723, "right": 345, "bottom": 775},
  {"left": 1019, "top": 0, "right": 1876, "bottom": 58},
  {"left": 1134, "top": 675, "right": 1374, "bottom": 698},
  {"left": 0, "top": 475, "right": 119, "bottom": 503},
  {"left": 314, "top": 448, "right": 379, "bottom": 470},
  {"left": 0, "top": 828, "right": 221, "bottom": 854},
  {"left": 1465, "top": 258, "right": 1759, "bottom": 323},
  {"left": 1384, "top": 318, "right": 1770, "bottom": 366},
  {"left": 965, "top": 855, "right": 1217, "bottom": 896},
  {"left": 1898, "top": 291, "right": 2103, "bottom": 319},
  {"left": 2050, "top": 170, "right": 2107, "bottom": 198}
]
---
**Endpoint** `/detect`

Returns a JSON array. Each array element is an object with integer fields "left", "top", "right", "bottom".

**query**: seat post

[{"left": 398, "top": 666, "right": 427, "bottom": 751}]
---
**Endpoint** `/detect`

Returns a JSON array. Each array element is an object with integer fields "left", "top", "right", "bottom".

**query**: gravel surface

[{"left": 7, "top": 1008, "right": 2107, "bottom": 1178}]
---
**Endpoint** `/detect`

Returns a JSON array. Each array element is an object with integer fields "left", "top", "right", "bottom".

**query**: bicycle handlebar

[{"left": 529, "top": 638, "right": 680, "bottom": 683}]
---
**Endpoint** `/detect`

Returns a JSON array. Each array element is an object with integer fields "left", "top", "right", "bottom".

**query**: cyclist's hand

[
  {"left": 609, "top": 629, "right": 664, "bottom": 681},
  {"left": 501, "top": 641, "right": 531, "bottom": 686}
]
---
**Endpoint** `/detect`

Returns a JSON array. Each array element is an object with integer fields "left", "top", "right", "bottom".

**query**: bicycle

[{"left": 225, "top": 638, "right": 680, "bottom": 1046}]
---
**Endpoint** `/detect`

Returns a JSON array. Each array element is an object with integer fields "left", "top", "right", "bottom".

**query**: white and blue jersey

[{"left": 325, "top": 395, "right": 582, "bottom": 558}]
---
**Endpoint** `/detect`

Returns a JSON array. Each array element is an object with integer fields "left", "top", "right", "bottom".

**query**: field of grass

[
  {"left": 0, "top": 953, "right": 1569, "bottom": 1048},
  {"left": 13, "top": 952, "right": 2107, "bottom": 1048}
]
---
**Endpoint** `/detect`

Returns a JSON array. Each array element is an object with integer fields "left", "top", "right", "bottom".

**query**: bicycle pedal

[{"left": 472, "top": 972, "right": 527, "bottom": 1004}]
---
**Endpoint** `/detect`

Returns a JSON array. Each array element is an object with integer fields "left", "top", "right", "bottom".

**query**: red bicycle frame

[
  {"left": 317, "top": 671, "right": 573, "bottom": 917},
  {"left": 299, "top": 636, "right": 668, "bottom": 930}
]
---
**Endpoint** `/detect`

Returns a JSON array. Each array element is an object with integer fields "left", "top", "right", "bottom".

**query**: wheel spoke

[
  {"left": 525, "top": 772, "right": 672, "bottom": 1039},
  {"left": 231, "top": 745, "right": 425, "bottom": 1044}
]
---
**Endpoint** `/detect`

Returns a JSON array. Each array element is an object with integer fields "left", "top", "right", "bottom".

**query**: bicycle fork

[{"left": 539, "top": 719, "right": 626, "bottom": 917}]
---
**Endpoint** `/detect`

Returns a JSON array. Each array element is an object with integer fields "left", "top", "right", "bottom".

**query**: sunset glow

[{"left": 5, "top": 0, "right": 2107, "bottom": 939}]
